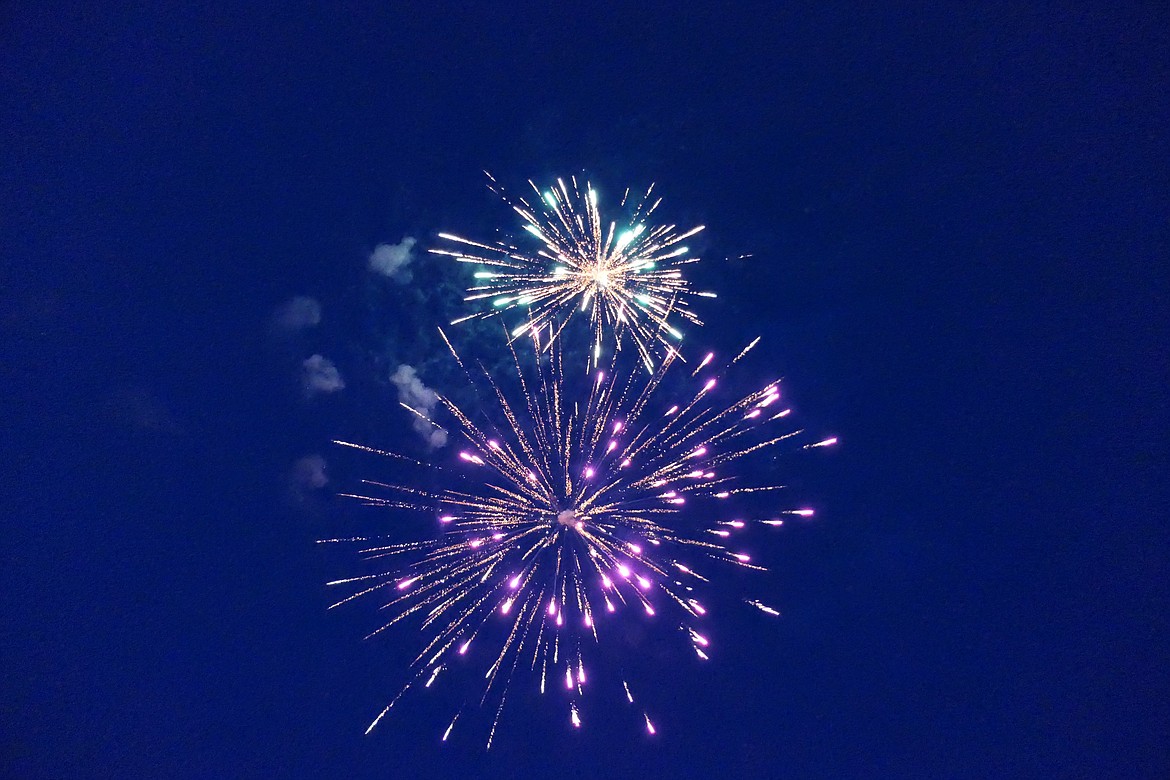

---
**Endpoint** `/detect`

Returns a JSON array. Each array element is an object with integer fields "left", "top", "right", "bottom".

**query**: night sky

[{"left": 3, "top": 3, "right": 1168, "bottom": 778}]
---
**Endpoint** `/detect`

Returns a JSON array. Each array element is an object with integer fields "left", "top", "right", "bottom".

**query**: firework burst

[
  {"left": 430, "top": 173, "right": 714, "bottom": 372},
  {"left": 324, "top": 327, "right": 835, "bottom": 746}
]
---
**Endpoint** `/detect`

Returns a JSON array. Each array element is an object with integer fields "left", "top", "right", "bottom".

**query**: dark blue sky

[{"left": 3, "top": 2, "right": 1167, "bottom": 778}]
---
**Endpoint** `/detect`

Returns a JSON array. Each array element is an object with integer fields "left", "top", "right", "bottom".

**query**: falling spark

[
  {"left": 442, "top": 715, "right": 458, "bottom": 741},
  {"left": 747, "top": 600, "right": 781, "bottom": 616}
]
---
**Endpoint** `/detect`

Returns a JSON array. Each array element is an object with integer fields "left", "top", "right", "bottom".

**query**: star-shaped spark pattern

[
  {"left": 430, "top": 174, "right": 714, "bottom": 372},
  {"left": 323, "top": 329, "right": 835, "bottom": 746}
]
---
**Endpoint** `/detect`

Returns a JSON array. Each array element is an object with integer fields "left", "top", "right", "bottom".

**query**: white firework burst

[{"left": 430, "top": 173, "right": 715, "bottom": 372}]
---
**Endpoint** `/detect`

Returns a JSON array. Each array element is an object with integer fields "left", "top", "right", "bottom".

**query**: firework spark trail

[
  {"left": 324, "top": 326, "right": 832, "bottom": 745},
  {"left": 430, "top": 175, "right": 715, "bottom": 372}
]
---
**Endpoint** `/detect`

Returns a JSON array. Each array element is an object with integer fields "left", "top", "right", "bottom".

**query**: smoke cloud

[
  {"left": 301, "top": 354, "right": 345, "bottom": 397},
  {"left": 389, "top": 364, "right": 448, "bottom": 448},
  {"left": 368, "top": 237, "right": 418, "bottom": 283},
  {"left": 270, "top": 295, "right": 322, "bottom": 333},
  {"left": 291, "top": 454, "right": 328, "bottom": 490}
]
